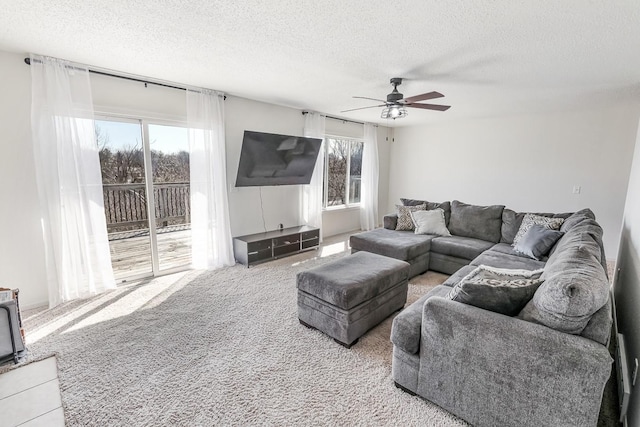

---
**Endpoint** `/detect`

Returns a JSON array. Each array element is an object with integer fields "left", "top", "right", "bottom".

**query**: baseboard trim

[{"left": 611, "top": 288, "right": 631, "bottom": 424}]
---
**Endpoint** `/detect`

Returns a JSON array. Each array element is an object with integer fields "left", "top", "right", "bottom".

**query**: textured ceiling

[{"left": 1, "top": 1, "right": 640, "bottom": 126}]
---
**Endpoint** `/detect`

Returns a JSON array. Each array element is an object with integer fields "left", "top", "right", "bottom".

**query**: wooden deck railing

[{"left": 103, "top": 182, "right": 190, "bottom": 233}]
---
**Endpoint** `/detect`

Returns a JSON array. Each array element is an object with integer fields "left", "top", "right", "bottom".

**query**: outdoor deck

[
  {"left": 103, "top": 182, "right": 192, "bottom": 281},
  {"left": 108, "top": 226, "right": 191, "bottom": 281}
]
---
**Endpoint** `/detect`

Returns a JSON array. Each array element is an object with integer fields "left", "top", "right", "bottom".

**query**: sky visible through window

[{"left": 95, "top": 120, "right": 188, "bottom": 154}]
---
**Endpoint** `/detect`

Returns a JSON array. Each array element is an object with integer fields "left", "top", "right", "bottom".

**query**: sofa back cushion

[
  {"left": 519, "top": 236, "right": 609, "bottom": 335},
  {"left": 560, "top": 208, "right": 596, "bottom": 232},
  {"left": 383, "top": 213, "right": 398, "bottom": 230},
  {"left": 548, "top": 210, "right": 608, "bottom": 277},
  {"left": 448, "top": 200, "right": 504, "bottom": 243},
  {"left": 401, "top": 198, "right": 451, "bottom": 225}
]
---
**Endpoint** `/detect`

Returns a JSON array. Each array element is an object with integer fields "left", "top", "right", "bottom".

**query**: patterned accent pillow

[
  {"left": 512, "top": 213, "right": 564, "bottom": 246},
  {"left": 447, "top": 265, "right": 544, "bottom": 316},
  {"left": 395, "top": 204, "right": 426, "bottom": 231}
]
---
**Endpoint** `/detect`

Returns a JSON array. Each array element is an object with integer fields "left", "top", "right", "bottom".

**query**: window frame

[
  {"left": 95, "top": 114, "right": 192, "bottom": 283},
  {"left": 322, "top": 134, "right": 364, "bottom": 210}
]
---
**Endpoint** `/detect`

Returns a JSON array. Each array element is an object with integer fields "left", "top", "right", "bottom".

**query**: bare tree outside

[
  {"left": 349, "top": 141, "right": 363, "bottom": 204},
  {"left": 325, "top": 138, "right": 363, "bottom": 206},
  {"left": 96, "top": 123, "right": 191, "bottom": 233},
  {"left": 326, "top": 139, "right": 348, "bottom": 206},
  {"left": 97, "top": 124, "right": 189, "bottom": 185}
]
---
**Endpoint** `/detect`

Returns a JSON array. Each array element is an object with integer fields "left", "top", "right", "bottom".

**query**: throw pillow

[
  {"left": 410, "top": 209, "right": 451, "bottom": 236},
  {"left": 500, "top": 210, "right": 572, "bottom": 244},
  {"left": 512, "top": 213, "right": 564, "bottom": 245},
  {"left": 447, "top": 265, "right": 544, "bottom": 316},
  {"left": 401, "top": 198, "right": 452, "bottom": 225},
  {"left": 395, "top": 204, "right": 426, "bottom": 231},
  {"left": 513, "top": 224, "right": 564, "bottom": 260}
]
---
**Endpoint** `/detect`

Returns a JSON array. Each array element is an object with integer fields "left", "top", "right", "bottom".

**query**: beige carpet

[{"left": 20, "top": 252, "right": 468, "bottom": 426}]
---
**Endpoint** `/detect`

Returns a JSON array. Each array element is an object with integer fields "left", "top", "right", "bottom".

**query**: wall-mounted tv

[{"left": 235, "top": 131, "right": 322, "bottom": 187}]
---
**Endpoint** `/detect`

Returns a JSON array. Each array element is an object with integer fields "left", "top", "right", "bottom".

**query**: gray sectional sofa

[{"left": 349, "top": 199, "right": 613, "bottom": 427}]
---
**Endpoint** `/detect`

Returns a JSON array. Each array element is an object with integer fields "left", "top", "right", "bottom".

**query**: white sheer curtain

[
  {"left": 360, "top": 123, "right": 379, "bottom": 230},
  {"left": 187, "top": 89, "right": 235, "bottom": 269},
  {"left": 30, "top": 54, "right": 115, "bottom": 308},
  {"left": 302, "top": 112, "right": 326, "bottom": 241}
]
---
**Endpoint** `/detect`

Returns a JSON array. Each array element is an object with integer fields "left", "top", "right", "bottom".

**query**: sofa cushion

[
  {"left": 401, "top": 198, "right": 452, "bottom": 225},
  {"left": 447, "top": 265, "right": 544, "bottom": 316},
  {"left": 349, "top": 228, "right": 434, "bottom": 261},
  {"left": 429, "top": 253, "right": 471, "bottom": 276},
  {"left": 500, "top": 209, "right": 572, "bottom": 244},
  {"left": 410, "top": 209, "right": 451, "bottom": 236},
  {"left": 296, "top": 251, "right": 409, "bottom": 310},
  {"left": 441, "top": 265, "right": 476, "bottom": 287},
  {"left": 396, "top": 204, "right": 426, "bottom": 231},
  {"left": 519, "top": 245, "right": 609, "bottom": 334},
  {"left": 487, "top": 242, "right": 523, "bottom": 257},
  {"left": 513, "top": 225, "right": 564, "bottom": 260},
  {"left": 471, "top": 250, "right": 546, "bottom": 271},
  {"left": 391, "top": 284, "right": 450, "bottom": 354},
  {"left": 431, "top": 236, "right": 495, "bottom": 260},
  {"left": 512, "top": 213, "right": 564, "bottom": 245},
  {"left": 448, "top": 200, "right": 504, "bottom": 243}
]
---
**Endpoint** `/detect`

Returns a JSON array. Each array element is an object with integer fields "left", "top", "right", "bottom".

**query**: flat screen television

[{"left": 235, "top": 131, "right": 322, "bottom": 187}]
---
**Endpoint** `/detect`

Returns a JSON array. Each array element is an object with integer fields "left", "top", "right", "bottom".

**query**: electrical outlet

[{"left": 572, "top": 185, "right": 581, "bottom": 194}]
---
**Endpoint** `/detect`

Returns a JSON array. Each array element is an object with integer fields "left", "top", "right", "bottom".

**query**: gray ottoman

[{"left": 297, "top": 251, "right": 410, "bottom": 348}]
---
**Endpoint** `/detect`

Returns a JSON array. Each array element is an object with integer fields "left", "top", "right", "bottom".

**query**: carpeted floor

[
  {"left": 12, "top": 246, "right": 619, "bottom": 426},
  {"left": 18, "top": 251, "right": 468, "bottom": 426}
]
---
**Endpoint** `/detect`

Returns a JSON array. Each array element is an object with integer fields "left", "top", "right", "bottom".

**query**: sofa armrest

[
  {"left": 418, "top": 297, "right": 612, "bottom": 427},
  {"left": 383, "top": 213, "right": 398, "bottom": 230},
  {"left": 391, "top": 285, "right": 451, "bottom": 354}
]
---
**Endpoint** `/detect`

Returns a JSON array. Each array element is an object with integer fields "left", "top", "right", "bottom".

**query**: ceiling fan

[{"left": 341, "top": 77, "right": 451, "bottom": 119}]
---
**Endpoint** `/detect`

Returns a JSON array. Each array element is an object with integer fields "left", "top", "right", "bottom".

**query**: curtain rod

[
  {"left": 24, "top": 57, "right": 225, "bottom": 99},
  {"left": 301, "top": 111, "right": 377, "bottom": 127}
]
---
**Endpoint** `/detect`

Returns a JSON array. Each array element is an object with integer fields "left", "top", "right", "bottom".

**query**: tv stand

[{"left": 233, "top": 225, "right": 320, "bottom": 267}]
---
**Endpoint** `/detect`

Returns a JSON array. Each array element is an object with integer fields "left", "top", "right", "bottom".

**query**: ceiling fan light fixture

[{"left": 381, "top": 105, "right": 407, "bottom": 119}]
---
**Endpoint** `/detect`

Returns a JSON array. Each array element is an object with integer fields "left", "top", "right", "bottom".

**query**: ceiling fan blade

[
  {"left": 353, "top": 96, "right": 387, "bottom": 103},
  {"left": 401, "top": 91, "right": 444, "bottom": 103},
  {"left": 340, "top": 104, "right": 386, "bottom": 113},
  {"left": 405, "top": 103, "right": 451, "bottom": 111}
]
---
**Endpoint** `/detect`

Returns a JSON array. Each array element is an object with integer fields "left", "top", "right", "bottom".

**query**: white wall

[
  {"left": 613, "top": 118, "right": 640, "bottom": 426},
  {"left": 0, "top": 49, "right": 391, "bottom": 306},
  {"left": 390, "top": 106, "right": 640, "bottom": 259},
  {"left": 0, "top": 51, "right": 48, "bottom": 308},
  {"left": 225, "top": 100, "right": 392, "bottom": 237},
  {"left": 225, "top": 96, "right": 306, "bottom": 236}
]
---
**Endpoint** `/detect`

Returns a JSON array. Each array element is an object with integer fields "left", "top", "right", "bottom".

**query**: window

[
  {"left": 96, "top": 118, "right": 191, "bottom": 282},
  {"left": 324, "top": 137, "right": 363, "bottom": 208}
]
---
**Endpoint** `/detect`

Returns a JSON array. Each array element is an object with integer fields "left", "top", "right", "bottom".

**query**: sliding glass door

[
  {"left": 148, "top": 124, "right": 191, "bottom": 272},
  {"left": 96, "top": 117, "right": 191, "bottom": 282}
]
